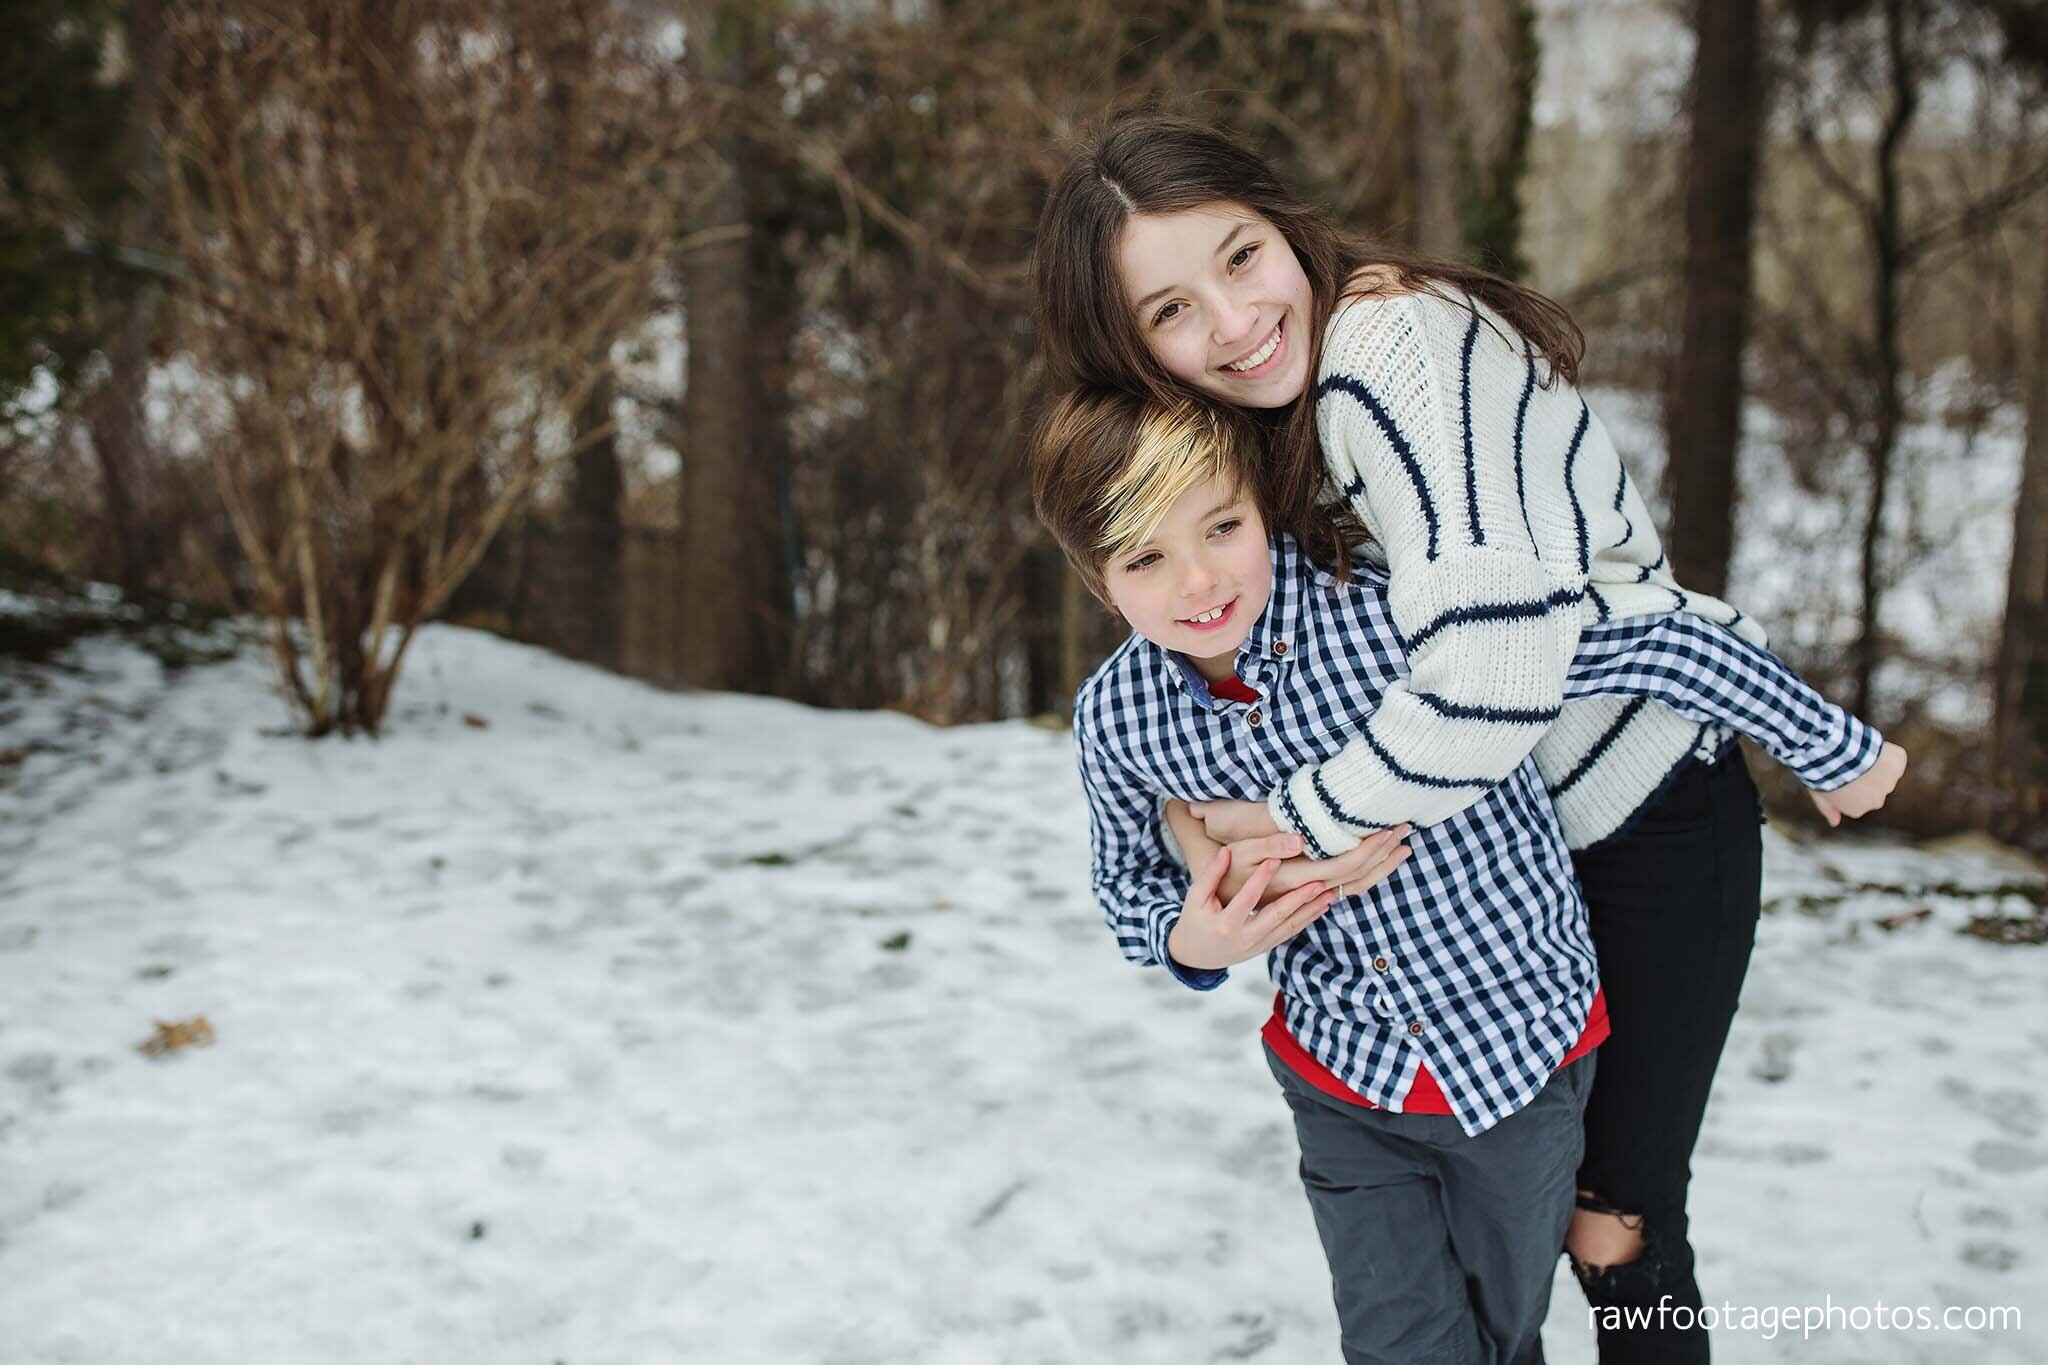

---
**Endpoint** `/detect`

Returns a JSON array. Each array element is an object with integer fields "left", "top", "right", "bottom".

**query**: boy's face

[{"left": 1102, "top": 474, "right": 1273, "bottom": 683}]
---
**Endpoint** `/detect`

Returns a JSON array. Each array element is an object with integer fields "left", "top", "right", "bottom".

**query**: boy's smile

[{"left": 1103, "top": 474, "right": 1274, "bottom": 683}]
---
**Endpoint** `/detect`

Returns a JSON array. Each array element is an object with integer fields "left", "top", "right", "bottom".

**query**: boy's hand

[
  {"left": 1807, "top": 742, "right": 1908, "bottom": 827},
  {"left": 1167, "top": 847, "right": 1342, "bottom": 973},
  {"left": 1188, "top": 798, "right": 1282, "bottom": 843}
]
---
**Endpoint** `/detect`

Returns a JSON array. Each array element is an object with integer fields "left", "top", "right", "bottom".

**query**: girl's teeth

[
  {"left": 1226, "top": 325, "right": 1281, "bottom": 372},
  {"left": 1188, "top": 605, "right": 1226, "bottom": 624}
]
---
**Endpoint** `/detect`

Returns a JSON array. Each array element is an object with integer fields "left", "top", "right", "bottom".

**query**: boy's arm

[
  {"left": 1072, "top": 714, "right": 1228, "bottom": 992},
  {"left": 1560, "top": 613, "right": 1883, "bottom": 790}
]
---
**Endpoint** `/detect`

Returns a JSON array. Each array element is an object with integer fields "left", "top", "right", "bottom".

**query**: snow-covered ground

[{"left": 2, "top": 621, "right": 2044, "bottom": 1364}]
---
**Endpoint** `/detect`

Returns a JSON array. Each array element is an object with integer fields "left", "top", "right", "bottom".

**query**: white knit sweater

[{"left": 1268, "top": 287, "right": 1788, "bottom": 855}]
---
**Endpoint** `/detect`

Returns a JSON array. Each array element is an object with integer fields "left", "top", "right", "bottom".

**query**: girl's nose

[{"left": 1211, "top": 297, "right": 1258, "bottom": 349}]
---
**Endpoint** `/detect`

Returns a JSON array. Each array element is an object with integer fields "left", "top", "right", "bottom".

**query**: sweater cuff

[
  {"left": 1268, "top": 783, "right": 1335, "bottom": 860},
  {"left": 1154, "top": 908, "right": 1228, "bottom": 991},
  {"left": 1788, "top": 711, "right": 1885, "bottom": 791},
  {"left": 1273, "top": 766, "right": 1379, "bottom": 860}
]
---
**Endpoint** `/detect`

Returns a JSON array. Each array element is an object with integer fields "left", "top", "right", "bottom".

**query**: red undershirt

[{"left": 1206, "top": 671, "right": 1608, "bottom": 1114}]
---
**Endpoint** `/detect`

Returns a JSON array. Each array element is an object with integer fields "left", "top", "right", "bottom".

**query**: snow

[{"left": 1, "top": 622, "right": 2043, "bottom": 1363}]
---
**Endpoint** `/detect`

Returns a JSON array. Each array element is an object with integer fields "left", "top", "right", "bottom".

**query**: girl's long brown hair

[{"left": 1031, "top": 110, "right": 1585, "bottom": 573}]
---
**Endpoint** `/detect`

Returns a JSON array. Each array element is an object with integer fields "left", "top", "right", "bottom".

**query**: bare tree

[
  {"left": 1986, "top": 0, "right": 2048, "bottom": 843},
  {"left": 1769, "top": 0, "right": 2048, "bottom": 717},
  {"left": 81, "top": 0, "right": 174, "bottom": 596},
  {"left": 1398, "top": 0, "right": 1537, "bottom": 270},
  {"left": 1665, "top": 0, "right": 1767, "bottom": 599},
  {"left": 677, "top": 0, "right": 792, "bottom": 693},
  {"left": 158, "top": 0, "right": 693, "bottom": 735},
  {"left": 1992, "top": 279, "right": 2048, "bottom": 841}
]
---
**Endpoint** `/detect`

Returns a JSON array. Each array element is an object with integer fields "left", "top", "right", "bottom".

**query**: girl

[{"left": 1030, "top": 111, "right": 1904, "bottom": 1364}]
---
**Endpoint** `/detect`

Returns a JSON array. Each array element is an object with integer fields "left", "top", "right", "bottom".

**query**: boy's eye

[
  {"left": 1123, "top": 552, "right": 1160, "bottom": 573},
  {"left": 1210, "top": 518, "right": 1242, "bottom": 538},
  {"left": 1229, "top": 243, "right": 1258, "bottom": 271},
  {"left": 1151, "top": 301, "right": 1183, "bottom": 327}
]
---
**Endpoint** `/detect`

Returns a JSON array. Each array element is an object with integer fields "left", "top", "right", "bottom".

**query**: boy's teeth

[
  {"left": 1187, "top": 605, "right": 1226, "bottom": 624},
  {"left": 1226, "top": 325, "right": 1280, "bottom": 372}
]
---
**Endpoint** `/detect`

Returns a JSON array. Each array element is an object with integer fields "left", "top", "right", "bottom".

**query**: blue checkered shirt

[{"left": 1073, "top": 533, "right": 1881, "bottom": 1135}]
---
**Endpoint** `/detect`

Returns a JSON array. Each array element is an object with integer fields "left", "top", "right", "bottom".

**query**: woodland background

[{"left": 5, "top": 0, "right": 2047, "bottom": 848}]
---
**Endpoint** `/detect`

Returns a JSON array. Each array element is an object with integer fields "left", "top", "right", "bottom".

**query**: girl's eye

[
  {"left": 1229, "top": 243, "right": 1259, "bottom": 271},
  {"left": 1210, "top": 518, "right": 1241, "bottom": 538},
  {"left": 1151, "top": 301, "right": 1183, "bottom": 327},
  {"left": 1124, "top": 552, "right": 1160, "bottom": 573}
]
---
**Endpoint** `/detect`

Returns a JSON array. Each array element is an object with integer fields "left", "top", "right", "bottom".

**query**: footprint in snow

[
  {"left": 1750, "top": 1030, "right": 1797, "bottom": 1083},
  {"left": 1968, "top": 1139, "right": 2047, "bottom": 1175},
  {"left": 1960, "top": 1242, "right": 2021, "bottom": 1272}
]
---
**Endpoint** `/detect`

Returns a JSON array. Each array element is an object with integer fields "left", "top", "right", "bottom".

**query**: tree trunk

[
  {"left": 678, "top": 1, "right": 790, "bottom": 692},
  {"left": 1399, "top": 0, "right": 1536, "bottom": 271},
  {"left": 84, "top": 0, "right": 171, "bottom": 594},
  {"left": 564, "top": 361, "right": 624, "bottom": 670},
  {"left": 1664, "top": 0, "right": 1765, "bottom": 599},
  {"left": 1851, "top": 0, "right": 1919, "bottom": 719},
  {"left": 1450, "top": 0, "right": 1537, "bottom": 277},
  {"left": 1991, "top": 270, "right": 2048, "bottom": 840},
  {"left": 1399, "top": 0, "right": 1461, "bottom": 258}
]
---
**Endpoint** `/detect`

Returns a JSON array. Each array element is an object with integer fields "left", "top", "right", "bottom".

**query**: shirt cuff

[
  {"left": 1789, "top": 711, "right": 1885, "bottom": 791},
  {"left": 1154, "top": 908, "right": 1228, "bottom": 991}
]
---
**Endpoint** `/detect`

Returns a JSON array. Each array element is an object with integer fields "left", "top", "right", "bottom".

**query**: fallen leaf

[
  {"left": 463, "top": 713, "right": 490, "bottom": 729},
  {"left": 139, "top": 1015, "right": 216, "bottom": 1057},
  {"left": 1875, "top": 907, "right": 1933, "bottom": 932}
]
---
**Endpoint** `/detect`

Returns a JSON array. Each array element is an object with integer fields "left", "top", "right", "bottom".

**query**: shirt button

[
  {"left": 1273, "top": 640, "right": 1288, "bottom": 655},
  {"left": 1408, "top": 1022, "right": 1425, "bottom": 1036},
  {"left": 1247, "top": 709, "right": 1263, "bottom": 727},
  {"left": 1373, "top": 956, "right": 1389, "bottom": 972}
]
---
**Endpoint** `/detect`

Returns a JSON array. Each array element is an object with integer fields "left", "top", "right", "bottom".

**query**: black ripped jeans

[{"left": 1569, "top": 742, "right": 1765, "bottom": 1365}]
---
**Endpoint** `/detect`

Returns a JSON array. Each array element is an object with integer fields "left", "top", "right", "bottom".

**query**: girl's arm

[
  {"left": 1266, "top": 292, "right": 1592, "bottom": 855},
  {"left": 1266, "top": 291, "right": 1870, "bottom": 856}
]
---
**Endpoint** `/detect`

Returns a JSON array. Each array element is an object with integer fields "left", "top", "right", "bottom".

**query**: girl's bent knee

[{"left": 1566, "top": 1203, "right": 1645, "bottom": 1269}]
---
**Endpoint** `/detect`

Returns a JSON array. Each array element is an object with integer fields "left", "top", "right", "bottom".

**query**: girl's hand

[
  {"left": 1167, "top": 848, "right": 1341, "bottom": 973},
  {"left": 1188, "top": 798, "right": 1283, "bottom": 843},
  {"left": 1808, "top": 742, "right": 1908, "bottom": 827},
  {"left": 1165, "top": 798, "right": 1410, "bottom": 906},
  {"left": 1217, "top": 824, "right": 1412, "bottom": 905}
]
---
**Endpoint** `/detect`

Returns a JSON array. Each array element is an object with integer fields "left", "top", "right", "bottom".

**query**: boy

[{"left": 1031, "top": 390, "right": 1895, "bottom": 1365}]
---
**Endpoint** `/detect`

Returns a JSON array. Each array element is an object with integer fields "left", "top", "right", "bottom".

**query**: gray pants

[{"left": 1264, "top": 1042, "right": 1595, "bottom": 1365}]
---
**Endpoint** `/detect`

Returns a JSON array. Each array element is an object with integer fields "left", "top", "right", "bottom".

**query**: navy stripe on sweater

[
  {"left": 1319, "top": 373, "right": 1440, "bottom": 560},
  {"left": 1564, "top": 401, "right": 1592, "bottom": 575},
  {"left": 1413, "top": 692, "right": 1565, "bottom": 726},
  {"left": 1514, "top": 355, "right": 1539, "bottom": 557},
  {"left": 1550, "top": 697, "right": 1649, "bottom": 798},
  {"left": 1401, "top": 585, "right": 1586, "bottom": 654},
  {"left": 1612, "top": 464, "right": 1636, "bottom": 548},
  {"left": 1461, "top": 306, "right": 1483, "bottom": 548}
]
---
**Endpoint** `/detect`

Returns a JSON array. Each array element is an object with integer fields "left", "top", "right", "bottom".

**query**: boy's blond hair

[{"left": 1029, "top": 389, "right": 1263, "bottom": 603}]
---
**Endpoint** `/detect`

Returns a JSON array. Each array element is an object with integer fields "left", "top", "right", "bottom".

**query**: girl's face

[{"left": 1117, "top": 203, "right": 1315, "bottom": 410}]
